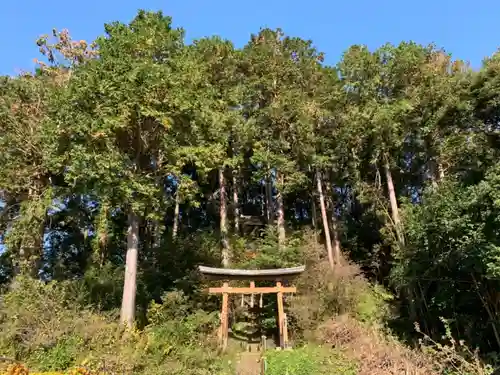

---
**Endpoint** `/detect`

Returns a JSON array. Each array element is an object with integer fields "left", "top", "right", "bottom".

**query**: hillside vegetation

[{"left": 1, "top": 9, "right": 500, "bottom": 375}]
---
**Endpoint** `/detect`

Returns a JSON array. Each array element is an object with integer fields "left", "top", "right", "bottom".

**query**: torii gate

[{"left": 198, "top": 265, "right": 305, "bottom": 351}]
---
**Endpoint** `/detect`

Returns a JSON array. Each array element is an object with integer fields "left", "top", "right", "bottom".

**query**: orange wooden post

[
  {"left": 276, "top": 281, "right": 285, "bottom": 348},
  {"left": 220, "top": 282, "right": 229, "bottom": 351}
]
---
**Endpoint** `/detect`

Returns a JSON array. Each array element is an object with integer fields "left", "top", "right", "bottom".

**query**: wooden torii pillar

[{"left": 199, "top": 265, "right": 305, "bottom": 351}]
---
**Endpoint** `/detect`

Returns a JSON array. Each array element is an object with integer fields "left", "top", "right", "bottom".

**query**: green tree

[
  {"left": 49, "top": 10, "right": 187, "bottom": 326},
  {"left": 0, "top": 74, "right": 56, "bottom": 276}
]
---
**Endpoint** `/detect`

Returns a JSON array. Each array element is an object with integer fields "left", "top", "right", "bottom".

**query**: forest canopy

[{"left": 1, "top": 9, "right": 500, "bottom": 368}]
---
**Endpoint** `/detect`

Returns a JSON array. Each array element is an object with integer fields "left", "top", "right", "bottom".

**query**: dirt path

[{"left": 235, "top": 351, "right": 261, "bottom": 375}]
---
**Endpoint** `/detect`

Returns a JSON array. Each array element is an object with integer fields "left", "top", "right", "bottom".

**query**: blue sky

[{"left": 1, "top": 0, "right": 498, "bottom": 75}]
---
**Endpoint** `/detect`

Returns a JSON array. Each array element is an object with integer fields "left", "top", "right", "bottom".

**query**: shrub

[
  {"left": 287, "top": 232, "right": 393, "bottom": 341},
  {"left": 0, "top": 276, "right": 94, "bottom": 360},
  {"left": 29, "top": 336, "right": 84, "bottom": 372},
  {"left": 417, "top": 318, "right": 495, "bottom": 375},
  {"left": 0, "top": 277, "right": 231, "bottom": 375},
  {"left": 146, "top": 290, "right": 190, "bottom": 324}
]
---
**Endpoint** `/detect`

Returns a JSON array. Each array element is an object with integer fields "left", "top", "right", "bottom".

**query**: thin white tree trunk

[
  {"left": 276, "top": 171, "right": 286, "bottom": 246},
  {"left": 316, "top": 171, "right": 334, "bottom": 269},
  {"left": 153, "top": 220, "right": 161, "bottom": 249},
  {"left": 172, "top": 188, "right": 180, "bottom": 240},
  {"left": 233, "top": 171, "right": 240, "bottom": 234},
  {"left": 311, "top": 194, "right": 320, "bottom": 243},
  {"left": 429, "top": 158, "right": 445, "bottom": 188},
  {"left": 331, "top": 212, "right": 341, "bottom": 266},
  {"left": 325, "top": 173, "right": 341, "bottom": 265},
  {"left": 384, "top": 156, "right": 414, "bottom": 320},
  {"left": 220, "top": 168, "right": 230, "bottom": 267},
  {"left": 437, "top": 160, "right": 445, "bottom": 181},
  {"left": 311, "top": 193, "right": 318, "bottom": 231},
  {"left": 429, "top": 159, "right": 438, "bottom": 189},
  {"left": 427, "top": 136, "right": 445, "bottom": 185},
  {"left": 265, "top": 173, "right": 273, "bottom": 225},
  {"left": 120, "top": 210, "right": 139, "bottom": 327},
  {"left": 384, "top": 157, "right": 404, "bottom": 246},
  {"left": 309, "top": 166, "right": 318, "bottom": 241}
]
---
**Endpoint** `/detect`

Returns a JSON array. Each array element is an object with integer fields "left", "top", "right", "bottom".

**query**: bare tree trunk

[
  {"left": 384, "top": 156, "right": 404, "bottom": 246},
  {"left": 233, "top": 171, "right": 240, "bottom": 234},
  {"left": 143, "top": 216, "right": 152, "bottom": 257},
  {"left": 311, "top": 193, "right": 318, "bottom": 231},
  {"left": 429, "top": 159, "right": 439, "bottom": 189},
  {"left": 265, "top": 172, "right": 273, "bottom": 225},
  {"left": 153, "top": 220, "right": 162, "bottom": 249},
  {"left": 331, "top": 213, "right": 341, "bottom": 266},
  {"left": 384, "top": 156, "right": 414, "bottom": 320},
  {"left": 149, "top": 220, "right": 160, "bottom": 272},
  {"left": 276, "top": 171, "right": 286, "bottom": 247},
  {"left": 172, "top": 188, "right": 180, "bottom": 240},
  {"left": 220, "top": 168, "right": 230, "bottom": 267},
  {"left": 429, "top": 158, "right": 445, "bottom": 188},
  {"left": 309, "top": 166, "right": 318, "bottom": 240},
  {"left": 437, "top": 160, "right": 445, "bottom": 181},
  {"left": 426, "top": 136, "right": 445, "bottom": 187},
  {"left": 316, "top": 170, "right": 334, "bottom": 270},
  {"left": 120, "top": 210, "right": 139, "bottom": 327},
  {"left": 311, "top": 192, "right": 319, "bottom": 243},
  {"left": 325, "top": 174, "right": 341, "bottom": 265}
]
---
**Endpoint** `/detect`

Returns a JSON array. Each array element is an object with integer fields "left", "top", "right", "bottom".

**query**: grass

[{"left": 263, "top": 345, "right": 358, "bottom": 375}]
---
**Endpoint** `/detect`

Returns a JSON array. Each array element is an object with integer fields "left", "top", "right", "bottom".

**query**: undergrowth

[
  {"left": 283, "top": 232, "right": 495, "bottom": 375},
  {"left": 0, "top": 231, "right": 495, "bottom": 375},
  {"left": 0, "top": 277, "right": 232, "bottom": 375}
]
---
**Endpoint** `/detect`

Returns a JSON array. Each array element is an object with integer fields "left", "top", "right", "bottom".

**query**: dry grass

[
  {"left": 288, "top": 235, "right": 392, "bottom": 340},
  {"left": 288, "top": 241, "right": 435, "bottom": 374},
  {"left": 317, "top": 315, "right": 437, "bottom": 375}
]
